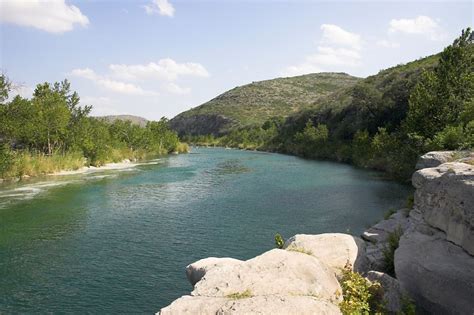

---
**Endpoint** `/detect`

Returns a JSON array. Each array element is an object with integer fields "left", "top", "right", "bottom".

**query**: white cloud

[
  {"left": 320, "top": 24, "right": 362, "bottom": 50},
  {"left": 389, "top": 15, "right": 445, "bottom": 40},
  {"left": 163, "top": 83, "right": 191, "bottom": 95},
  {"left": 70, "top": 68, "right": 158, "bottom": 96},
  {"left": 109, "top": 59, "right": 209, "bottom": 81},
  {"left": 376, "top": 39, "right": 400, "bottom": 48},
  {"left": 80, "top": 96, "right": 123, "bottom": 116},
  {"left": 144, "top": 0, "right": 175, "bottom": 17},
  {"left": 282, "top": 24, "right": 362, "bottom": 77},
  {"left": 0, "top": 0, "right": 89, "bottom": 34}
]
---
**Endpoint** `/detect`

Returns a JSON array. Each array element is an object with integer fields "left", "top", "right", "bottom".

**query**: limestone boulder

[
  {"left": 412, "top": 162, "right": 474, "bottom": 255},
  {"left": 362, "top": 209, "right": 412, "bottom": 271},
  {"left": 283, "top": 233, "right": 368, "bottom": 274},
  {"left": 192, "top": 249, "right": 341, "bottom": 300},
  {"left": 395, "top": 222, "right": 474, "bottom": 314},
  {"left": 415, "top": 151, "right": 454, "bottom": 169},
  {"left": 186, "top": 257, "right": 242, "bottom": 286},
  {"left": 159, "top": 295, "right": 341, "bottom": 315}
]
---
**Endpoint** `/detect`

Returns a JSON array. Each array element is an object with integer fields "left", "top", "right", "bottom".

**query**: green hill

[
  {"left": 97, "top": 115, "right": 149, "bottom": 127},
  {"left": 170, "top": 72, "right": 361, "bottom": 136}
]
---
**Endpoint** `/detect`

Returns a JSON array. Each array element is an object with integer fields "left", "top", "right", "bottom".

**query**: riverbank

[
  {"left": 0, "top": 147, "right": 189, "bottom": 183},
  {"left": 158, "top": 151, "right": 474, "bottom": 314}
]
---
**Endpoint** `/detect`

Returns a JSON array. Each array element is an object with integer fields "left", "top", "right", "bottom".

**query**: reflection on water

[{"left": 0, "top": 148, "right": 411, "bottom": 313}]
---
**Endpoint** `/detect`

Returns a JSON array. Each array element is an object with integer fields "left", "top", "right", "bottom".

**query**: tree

[{"left": 404, "top": 28, "right": 474, "bottom": 140}]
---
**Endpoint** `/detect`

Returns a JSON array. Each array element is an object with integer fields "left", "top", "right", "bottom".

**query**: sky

[{"left": 0, "top": 0, "right": 472, "bottom": 120}]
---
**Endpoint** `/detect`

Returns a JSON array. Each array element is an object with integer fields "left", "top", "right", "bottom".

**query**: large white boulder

[
  {"left": 192, "top": 249, "right": 341, "bottom": 299},
  {"left": 159, "top": 248, "right": 343, "bottom": 314},
  {"left": 283, "top": 233, "right": 369, "bottom": 274},
  {"left": 159, "top": 295, "right": 341, "bottom": 315},
  {"left": 412, "top": 162, "right": 474, "bottom": 255},
  {"left": 186, "top": 257, "right": 243, "bottom": 286}
]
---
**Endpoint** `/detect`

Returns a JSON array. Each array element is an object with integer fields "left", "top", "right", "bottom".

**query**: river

[{"left": 0, "top": 147, "right": 411, "bottom": 313}]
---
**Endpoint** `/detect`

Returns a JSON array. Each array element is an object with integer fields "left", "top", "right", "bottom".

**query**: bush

[
  {"left": 339, "top": 265, "right": 385, "bottom": 314},
  {"left": 274, "top": 233, "right": 285, "bottom": 249}
]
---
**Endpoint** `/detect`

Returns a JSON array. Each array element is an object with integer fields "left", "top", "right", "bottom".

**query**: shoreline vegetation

[
  {"left": 179, "top": 29, "right": 474, "bottom": 181},
  {"left": 0, "top": 78, "right": 189, "bottom": 182}
]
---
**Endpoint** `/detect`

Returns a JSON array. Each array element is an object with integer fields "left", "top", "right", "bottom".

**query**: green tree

[{"left": 405, "top": 28, "right": 474, "bottom": 140}]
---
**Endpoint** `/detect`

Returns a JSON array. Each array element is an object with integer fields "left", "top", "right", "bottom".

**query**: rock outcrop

[
  {"left": 159, "top": 234, "right": 369, "bottom": 314},
  {"left": 186, "top": 257, "right": 243, "bottom": 286},
  {"left": 394, "top": 152, "right": 474, "bottom": 314},
  {"left": 283, "top": 233, "right": 368, "bottom": 275},
  {"left": 395, "top": 212, "right": 474, "bottom": 314},
  {"left": 362, "top": 209, "right": 410, "bottom": 271},
  {"left": 169, "top": 114, "right": 236, "bottom": 137},
  {"left": 412, "top": 161, "right": 474, "bottom": 255}
]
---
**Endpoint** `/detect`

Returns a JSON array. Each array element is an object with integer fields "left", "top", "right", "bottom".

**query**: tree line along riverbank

[{"left": 0, "top": 77, "right": 188, "bottom": 181}]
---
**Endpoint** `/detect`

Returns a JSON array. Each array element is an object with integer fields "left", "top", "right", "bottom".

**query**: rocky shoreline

[{"left": 158, "top": 151, "right": 474, "bottom": 314}]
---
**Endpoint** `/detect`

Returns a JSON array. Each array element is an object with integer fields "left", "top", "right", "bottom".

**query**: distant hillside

[
  {"left": 279, "top": 54, "right": 440, "bottom": 143},
  {"left": 170, "top": 72, "right": 361, "bottom": 136},
  {"left": 97, "top": 115, "right": 149, "bottom": 127}
]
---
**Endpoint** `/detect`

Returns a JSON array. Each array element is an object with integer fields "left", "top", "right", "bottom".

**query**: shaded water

[{"left": 0, "top": 148, "right": 411, "bottom": 313}]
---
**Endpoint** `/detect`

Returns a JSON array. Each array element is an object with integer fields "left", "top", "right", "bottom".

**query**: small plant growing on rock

[
  {"left": 400, "top": 294, "right": 416, "bottom": 315},
  {"left": 339, "top": 264, "right": 385, "bottom": 314},
  {"left": 226, "top": 289, "right": 252, "bottom": 300},
  {"left": 286, "top": 245, "right": 313, "bottom": 255},
  {"left": 383, "top": 226, "right": 403, "bottom": 277},
  {"left": 274, "top": 233, "right": 285, "bottom": 249},
  {"left": 384, "top": 208, "right": 397, "bottom": 220},
  {"left": 406, "top": 194, "right": 414, "bottom": 209}
]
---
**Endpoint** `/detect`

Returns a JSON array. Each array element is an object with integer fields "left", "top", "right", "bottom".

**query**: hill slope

[
  {"left": 97, "top": 115, "right": 149, "bottom": 127},
  {"left": 170, "top": 72, "right": 361, "bottom": 136}
]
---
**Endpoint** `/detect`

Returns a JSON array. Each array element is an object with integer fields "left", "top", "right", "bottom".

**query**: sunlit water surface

[{"left": 0, "top": 148, "right": 411, "bottom": 313}]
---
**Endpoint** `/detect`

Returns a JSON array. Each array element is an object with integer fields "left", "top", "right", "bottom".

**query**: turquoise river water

[{"left": 0, "top": 148, "right": 411, "bottom": 313}]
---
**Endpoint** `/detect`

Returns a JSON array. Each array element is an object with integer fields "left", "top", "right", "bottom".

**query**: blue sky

[{"left": 1, "top": 0, "right": 472, "bottom": 120}]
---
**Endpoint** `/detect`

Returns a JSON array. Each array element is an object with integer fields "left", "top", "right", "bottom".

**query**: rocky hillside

[
  {"left": 170, "top": 73, "right": 360, "bottom": 136},
  {"left": 158, "top": 151, "right": 474, "bottom": 314},
  {"left": 97, "top": 115, "right": 148, "bottom": 127}
]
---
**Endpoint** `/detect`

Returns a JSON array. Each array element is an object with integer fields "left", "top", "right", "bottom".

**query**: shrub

[
  {"left": 383, "top": 227, "right": 403, "bottom": 277},
  {"left": 274, "top": 233, "right": 285, "bottom": 249},
  {"left": 400, "top": 295, "right": 416, "bottom": 315},
  {"left": 339, "top": 265, "right": 385, "bottom": 314}
]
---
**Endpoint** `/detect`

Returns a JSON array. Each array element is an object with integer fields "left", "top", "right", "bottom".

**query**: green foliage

[
  {"left": 226, "top": 289, "right": 252, "bottom": 299},
  {"left": 0, "top": 75, "right": 186, "bottom": 179},
  {"left": 405, "top": 27, "right": 474, "bottom": 144},
  {"left": 383, "top": 227, "right": 403, "bottom": 277},
  {"left": 400, "top": 295, "right": 417, "bottom": 315},
  {"left": 274, "top": 233, "right": 285, "bottom": 249},
  {"left": 0, "top": 145, "right": 13, "bottom": 177},
  {"left": 339, "top": 267, "right": 385, "bottom": 315}
]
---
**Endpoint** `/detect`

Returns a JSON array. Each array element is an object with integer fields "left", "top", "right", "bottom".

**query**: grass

[
  {"left": 2, "top": 151, "right": 86, "bottom": 179},
  {"left": 226, "top": 289, "right": 253, "bottom": 300},
  {"left": 286, "top": 245, "right": 313, "bottom": 256}
]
